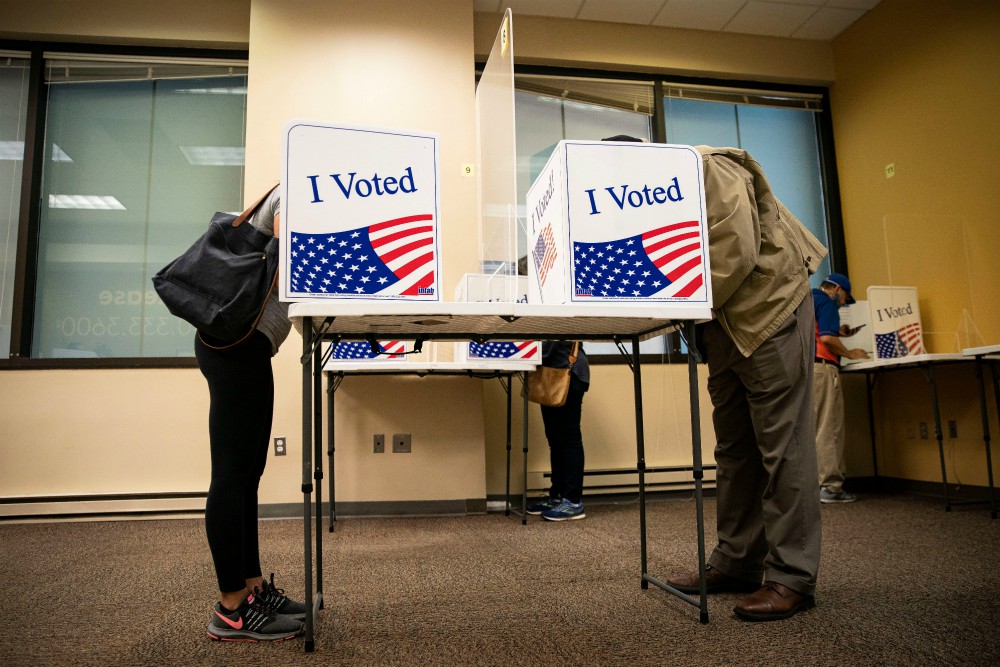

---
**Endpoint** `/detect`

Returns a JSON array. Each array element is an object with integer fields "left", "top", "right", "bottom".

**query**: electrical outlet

[
  {"left": 885, "top": 162, "right": 895, "bottom": 179},
  {"left": 906, "top": 425, "right": 915, "bottom": 439},
  {"left": 392, "top": 433, "right": 412, "bottom": 453},
  {"left": 948, "top": 420, "right": 958, "bottom": 438},
  {"left": 918, "top": 422, "right": 929, "bottom": 439},
  {"left": 373, "top": 434, "right": 385, "bottom": 453},
  {"left": 274, "top": 437, "right": 286, "bottom": 456}
]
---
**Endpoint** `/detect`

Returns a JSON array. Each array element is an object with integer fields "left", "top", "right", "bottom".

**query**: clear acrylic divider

[
  {"left": 872, "top": 213, "right": 983, "bottom": 355},
  {"left": 472, "top": 8, "right": 519, "bottom": 304}
]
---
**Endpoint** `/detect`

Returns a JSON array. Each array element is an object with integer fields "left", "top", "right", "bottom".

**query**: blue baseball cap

[{"left": 823, "top": 273, "right": 855, "bottom": 304}]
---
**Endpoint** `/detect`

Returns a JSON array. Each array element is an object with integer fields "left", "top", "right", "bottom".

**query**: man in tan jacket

[{"left": 668, "top": 147, "right": 825, "bottom": 621}]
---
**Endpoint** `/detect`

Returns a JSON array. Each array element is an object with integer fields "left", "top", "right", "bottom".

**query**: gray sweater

[{"left": 248, "top": 187, "right": 291, "bottom": 355}]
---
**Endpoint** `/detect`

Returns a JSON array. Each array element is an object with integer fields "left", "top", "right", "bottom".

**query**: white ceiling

[{"left": 475, "top": 0, "right": 881, "bottom": 40}]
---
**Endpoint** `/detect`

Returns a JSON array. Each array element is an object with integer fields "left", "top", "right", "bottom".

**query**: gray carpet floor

[{"left": 1, "top": 492, "right": 998, "bottom": 666}]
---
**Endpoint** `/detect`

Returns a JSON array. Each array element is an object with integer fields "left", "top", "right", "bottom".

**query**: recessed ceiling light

[
  {"left": 179, "top": 145, "right": 245, "bottom": 166},
  {"left": 48, "top": 194, "right": 127, "bottom": 210}
]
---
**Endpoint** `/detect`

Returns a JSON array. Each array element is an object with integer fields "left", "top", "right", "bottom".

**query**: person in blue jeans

[{"left": 526, "top": 341, "right": 590, "bottom": 521}]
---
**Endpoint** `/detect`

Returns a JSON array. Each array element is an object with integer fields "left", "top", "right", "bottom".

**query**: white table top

[
  {"left": 961, "top": 344, "right": 1000, "bottom": 357},
  {"left": 323, "top": 360, "right": 538, "bottom": 373},
  {"left": 289, "top": 301, "right": 707, "bottom": 341},
  {"left": 841, "top": 353, "right": 970, "bottom": 372}
]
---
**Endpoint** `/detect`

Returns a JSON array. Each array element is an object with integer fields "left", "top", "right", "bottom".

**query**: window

[
  {"left": 513, "top": 69, "right": 839, "bottom": 362},
  {"left": 2, "top": 47, "right": 249, "bottom": 363},
  {"left": 663, "top": 84, "right": 830, "bottom": 281},
  {"left": 0, "top": 52, "right": 30, "bottom": 360}
]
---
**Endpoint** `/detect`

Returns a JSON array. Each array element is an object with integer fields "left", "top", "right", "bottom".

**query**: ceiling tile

[
  {"left": 578, "top": 0, "right": 665, "bottom": 24},
  {"left": 474, "top": 0, "right": 504, "bottom": 13},
  {"left": 724, "top": 1, "right": 818, "bottom": 37},
  {"left": 501, "top": 0, "right": 585, "bottom": 19},
  {"left": 488, "top": 0, "right": 881, "bottom": 40},
  {"left": 652, "top": 0, "right": 745, "bottom": 32},
  {"left": 792, "top": 6, "right": 866, "bottom": 39},
  {"left": 827, "top": 0, "right": 881, "bottom": 9}
]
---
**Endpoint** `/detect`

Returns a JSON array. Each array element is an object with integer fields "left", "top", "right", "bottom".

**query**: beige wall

[
  {"left": 830, "top": 0, "right": 1000, "bottom": 486},
  {"left": 0, "top": 0, "right": 250, "bottom": 48},
  {"left": 4, "top": 0, "right": 996, "bottom": 515}
]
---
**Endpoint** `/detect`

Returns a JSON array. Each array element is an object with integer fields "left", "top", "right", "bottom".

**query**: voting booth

[
  {"left": 453, "top": 274, "right": 538, "bottom": 364},
  {"left": 525, "top": 140, "right": 711, "bottom": 309},
  {"left": 290, "top": 14, "right": 718, "bottom": 651},
  {"left": 280, "top": 120, "right": 441, "bottom": 302},
  {"left": 455, "top": 340, "right": 541, "bottom": 365},
  {"left": 867, "top": 285, "right": 926, "bottom": 359}
]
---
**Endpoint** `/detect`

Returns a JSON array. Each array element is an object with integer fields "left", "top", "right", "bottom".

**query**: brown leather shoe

[
  {"left": 734, "top": 581, "right": 815, "bottom": 621},
  {"left": 667, "top": 566, "right": 761, "bottom": 594}
]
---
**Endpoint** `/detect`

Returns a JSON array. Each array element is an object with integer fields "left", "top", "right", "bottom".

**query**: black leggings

[{"left": 195, "top": 331, "right": 273, "bottom": 593}]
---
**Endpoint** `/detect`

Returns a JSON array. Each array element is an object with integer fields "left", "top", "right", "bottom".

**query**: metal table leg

[{"left": 301, "top": 318, "right": 316, "bottom": 652}]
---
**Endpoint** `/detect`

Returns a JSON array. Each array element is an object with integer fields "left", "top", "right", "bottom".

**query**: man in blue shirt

[{"left": 812, "top": 273, "right": 869, "bottom": 503}]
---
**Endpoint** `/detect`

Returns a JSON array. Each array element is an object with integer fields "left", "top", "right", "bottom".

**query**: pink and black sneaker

[
  {"left": 206, "top": 591, "right": 302, "bottom": 642},
  {"left": 254, "top": 573, "right": 307, "bottom": 621}
]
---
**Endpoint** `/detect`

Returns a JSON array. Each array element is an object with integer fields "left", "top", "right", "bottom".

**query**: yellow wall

[
  {"left": 3, "top": 0, "right": 997, "bottom": 515},
  {"left": 830, "top": 0, "right": 1000, "bottom": 486}
]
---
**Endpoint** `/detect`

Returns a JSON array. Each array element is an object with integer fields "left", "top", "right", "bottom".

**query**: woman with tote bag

[{"left": 194, "top": 186, "right": 307, "bottom": 642}]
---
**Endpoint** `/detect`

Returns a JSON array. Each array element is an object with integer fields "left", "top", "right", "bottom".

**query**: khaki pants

[
  {"left": 701, "top": 298, "right": 822, "bottom": 596},
  {"left": 813, "top": 361, "right": 846, "bottom": 493}
]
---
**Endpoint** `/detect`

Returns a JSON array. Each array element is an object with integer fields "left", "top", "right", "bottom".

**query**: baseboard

[
  {"left": 0, "top": 492, "right": 207, "bottom": 520},
  {"left": 847, "top": 476, "right": 999, "bottom": 504},
  {"left": 260, "top": 498, "right": 488, "bottom": 519},
  {"left": 488, "top": 487, "right": 718, "bottom": 509},
  {"left": 14, "top": 477, "right": 989, "bottom": 523},
  {"left": 0, "top": 495, "right": 488, "bottom": 522}
]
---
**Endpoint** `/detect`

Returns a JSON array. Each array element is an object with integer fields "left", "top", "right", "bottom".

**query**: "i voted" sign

[
  {"left": 280, "top": 121, "right": 441, "bottom": 302},
  {"left": 526, "top": 140, "right": 711, "bottom": 309}
]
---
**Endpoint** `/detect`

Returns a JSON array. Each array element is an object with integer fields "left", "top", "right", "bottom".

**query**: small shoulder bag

[{"left": 523, "top": 342, "right": 579, "bottom": 407}]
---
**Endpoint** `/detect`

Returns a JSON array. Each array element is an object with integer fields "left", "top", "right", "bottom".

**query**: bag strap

[
  {"left": 231, "top": 183, "right": 280, "bottom": 228},
  {"left": 568, "top": 341, "right": 579, "bottom": 367}
]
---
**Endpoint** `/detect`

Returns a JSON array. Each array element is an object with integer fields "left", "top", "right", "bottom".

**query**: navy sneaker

[
  {"left": 526, "top": 496, "right": 561, "bottom": 515},
  {"left": 255, "top": 573, "right": 306, "bottom": 620},
  {"left": 542, "top": 499, "right": 585, "bottom": 521},
  {"left": 206, "top": 591, "right": 302, "bottom": 642}
]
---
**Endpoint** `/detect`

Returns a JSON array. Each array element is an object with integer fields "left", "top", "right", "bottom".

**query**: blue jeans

[{"left": 540, "top": 373, "right": 587, "bottom": 504}]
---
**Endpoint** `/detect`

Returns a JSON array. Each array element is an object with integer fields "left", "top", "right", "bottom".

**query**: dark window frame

[{"left": 0, "top": 39, "right": 248, "bottom": 370}]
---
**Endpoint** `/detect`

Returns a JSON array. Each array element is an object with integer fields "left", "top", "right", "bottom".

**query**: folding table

[
  {"left": 290, "top": 301, "right": 712, "bottom": 652},
  {"left": 961, "top": 344, "right": 1000, "bottom": 518},
  {"left": 842, "top": 353, "right": 980, "bottom": 511}
]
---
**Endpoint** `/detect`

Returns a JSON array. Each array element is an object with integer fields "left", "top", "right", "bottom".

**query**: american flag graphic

[
  {"left": 468, "top": 341, "right": 539, "bottom": 360},
  {"left": 875, "top": 322, "right": 924, "bottom": 358},
  {"left": 331, "top": 340, "right": 406, "bottom": 360},
  {"left": 289, "top": 214, "right": 435, "bottom": 297},
  {"left": 533, "top": 223, "right": 558, "bottom": 287},
  {"left": 572, "top": 220, "right": 704, "bottom": 299}
]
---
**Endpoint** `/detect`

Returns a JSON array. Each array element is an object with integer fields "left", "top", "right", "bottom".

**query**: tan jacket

[{"left": 697, "top": 146, "right": 828, "bottom": 357}]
